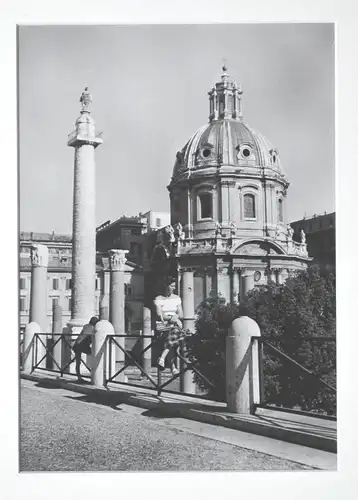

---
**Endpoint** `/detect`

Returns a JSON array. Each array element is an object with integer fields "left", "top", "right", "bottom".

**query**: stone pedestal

[
  {"left": 91, "top": 320, "right": 114, "bottom": 387},
  {"left": 109, "top": 249, "right": 128, "bottom": 382},
  {"left": 180, "top": 269, "right": 196, "bottom": 394}
]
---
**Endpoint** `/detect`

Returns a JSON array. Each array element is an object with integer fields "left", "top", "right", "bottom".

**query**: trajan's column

[{"left": 67, "top": 87, "right": 103, "bottom": 333}]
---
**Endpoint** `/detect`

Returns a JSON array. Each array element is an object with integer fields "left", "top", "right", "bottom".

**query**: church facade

[{"left": 149, "top": 66, "right": 311, "bottom": 309}]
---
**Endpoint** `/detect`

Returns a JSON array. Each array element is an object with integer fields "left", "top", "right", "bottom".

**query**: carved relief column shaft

[
  {"left": 67, "top": 87, "right": 102, "bottom": 332},
  {"left": 109, "top": 249, "right": 128, "bottom": 381},
  {"left": 30, "top": 244, "right": 49, "bottom": 333}
]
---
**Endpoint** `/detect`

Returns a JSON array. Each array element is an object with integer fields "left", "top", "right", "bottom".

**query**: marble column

[
  {"left": 232, "top": 267, "right": 240, "bottom": 303},
  {"left": 180, "top": 268, "right": 196, "bottom": 394},
  {"left": 67, "top": 87, "right": 102, "bottom": 334},
  {"left": 29, "top": 244, "right": 49, "bottom": 334},
  {"left": 109, "top": 249, "right": 128, "bottom": 382},
  {"left": 241, "top": 269, "right": 255, "bottom": 298}
]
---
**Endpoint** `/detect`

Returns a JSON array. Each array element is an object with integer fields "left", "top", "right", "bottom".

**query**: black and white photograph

[{"left": 17, "top": 22, "right": 338, "bottom": 474}]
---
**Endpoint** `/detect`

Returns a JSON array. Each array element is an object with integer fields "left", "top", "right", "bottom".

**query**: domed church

[{"left": 150, "top": 66, "right": 310, "bottom": 309}]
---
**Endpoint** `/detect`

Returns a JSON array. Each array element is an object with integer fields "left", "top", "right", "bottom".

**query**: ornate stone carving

[
  {"left": 108, "top": 249, "right": 129, "bottom": 272},
  {"left": 229, "top": 221, "right": 237, "bottom": 236},
  {"left": 215, "top": 221, "right": 222, "bottom": 237},
  {"left": 300, "top": 229, "right": 306, "bottom": 244},
  {"left": 79, "top": 86, "right": 92, "bottom": 112},
  {"left": 31, "top": 244, "right": 49, "bottom": 267},
  {"left": 173, "top": 222, "right": 185, "bottom": 244},
  {"left": 287, "top": 224, "right": 294, "bottom": 240}
]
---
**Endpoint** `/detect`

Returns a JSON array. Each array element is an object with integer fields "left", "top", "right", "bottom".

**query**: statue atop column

[{"left": 80, "top": 86, "right": 92, "bottom": 112}]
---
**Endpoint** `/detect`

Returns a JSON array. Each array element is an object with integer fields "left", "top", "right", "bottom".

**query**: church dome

[{"left": 171, "top": 66, "right": 285, "bottom": 184}]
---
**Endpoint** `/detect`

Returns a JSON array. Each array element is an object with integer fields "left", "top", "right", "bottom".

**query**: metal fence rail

[{"left": 257, "top": 336, "right": 336, "bottom": 418}]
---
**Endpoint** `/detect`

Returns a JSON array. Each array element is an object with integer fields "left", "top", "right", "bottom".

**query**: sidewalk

[{"left": 21, "top": 370, "right": 337, "bottom": 454}]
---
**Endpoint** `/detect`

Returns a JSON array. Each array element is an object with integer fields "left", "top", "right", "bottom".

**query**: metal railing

[
  {"left": 22, "top": 332, "right": 216, "bottom": 398},
  {"left": 257, "top": 336, "right": 336, "bottom": 418},
  {"left": 29, "top": 333, "right": 91, "bottom": 379},
  {"left": 105, "top": 333, "right": 215, "bottom": 397}
]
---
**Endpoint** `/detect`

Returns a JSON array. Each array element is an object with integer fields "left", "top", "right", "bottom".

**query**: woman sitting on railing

[{"left": 154, "top": 277, "right": 186, "bottom": 376}]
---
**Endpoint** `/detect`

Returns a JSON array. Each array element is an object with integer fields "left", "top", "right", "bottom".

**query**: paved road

[{"left": 20, "top": 380, "right": 311, "bottom": 472}]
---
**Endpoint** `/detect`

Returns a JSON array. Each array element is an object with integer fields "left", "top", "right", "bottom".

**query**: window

[
  {"left": 131, "top": 228, "right": 141, "bottom": 236},
  {"left": 125, "top": 284, "right": 132, "bottom": 296},
  {"left": 278, "top": 199, "right": 283, "bottom": 222},
  {"left": 242, "top": 148, "right": 251, "bottom": 158},
  {"left": 66, "top": 278, "right": 72, "bottom": 290},
  {"left": 244, "top": 194, "right": 256, "bottom": 219},
  {"left": 67, "top": 297, "right": 72, "bottom": 311},
  {"left": 52, "top": 278, "right": 59, "bottom": 290},
  {"left": 20, "top": 278, "right": 26, "bottom": 290},
  {"left": 202, "top": 148, "right": 211, "bottom": 158},
  {"left": 95, "top": 278, "right": 100, "bottom": 290},
  {"left": 199, "top": 193, "right": 213, "bottom": 219},
  {"left": 20, "top": 298, "right": 26, "bottom": 312},
  {"left": 130, "top": 242, "right": 142, "bottom": 258}
]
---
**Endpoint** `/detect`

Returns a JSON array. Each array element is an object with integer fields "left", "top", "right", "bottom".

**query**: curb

[{"left": 21, "top": 372, "right": 337, "bottom": 454}]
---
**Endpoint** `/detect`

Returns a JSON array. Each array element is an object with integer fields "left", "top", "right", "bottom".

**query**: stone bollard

[
  {"left": 52, "top": 305, "right": 63, "bottom": 372},
  {"left": 226, "top": 316, "right": 261, "bottom": 414},
  {"left": 23, "top": 322, "right": 42, "bottom": 374},
  {"left": 91, "top": 320, "right": 114, "bottom": 387}
]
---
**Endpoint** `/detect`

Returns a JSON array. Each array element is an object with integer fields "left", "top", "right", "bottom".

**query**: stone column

[
  {"left": 99, "top": 295, "right": 109, "bottom": 320},
  {"left": 217, "top": 266, "right": 231, "bottom": 302},
  {"left": 232, "top": 267, "right": 240, "bottom": 303},
  {"left": 29, "top": 244, "right": 49, "bottom": 333},
  {"left": 52, "top": 304, "right": 62, "bottom": 371},
  {"left": 274, "top": 268, "right": 284, "bottom": 285},
  {"left": 67, "top": 88, "right": 102, "bottom": 334},
  {"left": 241, "top": 269, "right": 255, "bottom": 298},
  {"left": 226, "top": 316, "right": 261, "bottom": 413},
  {"left": 109, "top": 249, "right": 128, "bottom": 382},
  {"left": 142, "top": 306, "right": 152, "bottom": 372},
  {"left": 180, "top": 268, "right": 196, "bottom": 394}
]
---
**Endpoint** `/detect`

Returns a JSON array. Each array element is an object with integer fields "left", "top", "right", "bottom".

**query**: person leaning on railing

[
  {"left": 72, "top": 316, "right": 99, "bottom": 382},
  {"left": 154, "top": 277, "right": 186, "bottom": 376}
]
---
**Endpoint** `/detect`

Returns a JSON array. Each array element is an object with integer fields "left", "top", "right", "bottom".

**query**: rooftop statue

[{"left": 80, "top": 86, "right": 92, "bottom": 112}]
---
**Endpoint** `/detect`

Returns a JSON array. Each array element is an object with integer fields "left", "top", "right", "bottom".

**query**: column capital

[
  {"left": 108, "top": 249, "right": 129, "bottom": 271},
  {"left": 181, "top": 267, "right": 195, "bottom": 274},
  {"left": 31, "top": 244, "right": 49, "bottom": 267},
  {"left": 221, "top": 180, "right": 236, "bottom": 187}
]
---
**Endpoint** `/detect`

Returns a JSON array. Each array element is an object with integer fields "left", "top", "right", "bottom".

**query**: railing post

[
  {"left": 52, "top": 304, "right": 62, "bottom": 371},
  {"left": 92, "top": 320, "right": 114, "bottom": 387},
  {"left": 226, "top": 316, "right": 261, "bottom": 414},
  {"left": 22, "top": 322, "right": 41, "bottom": 374},
  {"left": 61, "top": 327, "right": 72, "bottom": 374}
]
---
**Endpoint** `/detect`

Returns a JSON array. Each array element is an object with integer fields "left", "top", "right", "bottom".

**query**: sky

[{"left": 19, "top": 23, "right": 335, "bottom": 234}]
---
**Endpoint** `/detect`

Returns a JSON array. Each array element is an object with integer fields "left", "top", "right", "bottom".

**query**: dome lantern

[{"left": 208, "top": 65, "right": 243, "bottom": 123}]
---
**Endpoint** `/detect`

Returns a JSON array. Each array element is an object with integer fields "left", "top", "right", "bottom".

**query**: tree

[{"left": 188, "top": 265, "right": 336, "bottom": 414}]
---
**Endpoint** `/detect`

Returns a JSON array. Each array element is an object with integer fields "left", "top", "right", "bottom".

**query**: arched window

[
  {"left": 199, "top": 193, "right": 213, "bottom": 219},
  {"left": 244, "top": 194, "right": 256, "bottom": 219},
  {"left": 278, "top": 199, "right": 283, "bottom": 222}
]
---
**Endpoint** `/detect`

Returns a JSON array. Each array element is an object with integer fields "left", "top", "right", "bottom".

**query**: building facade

[
  {"left": 19, "top": 231, "right": 144, "bottom": 333},
  {"left": 147, "top": 66, "right": 311, "bottom": 309},
  {"left": 291, "top": 212, "right": 335, "bottom": 267}
]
